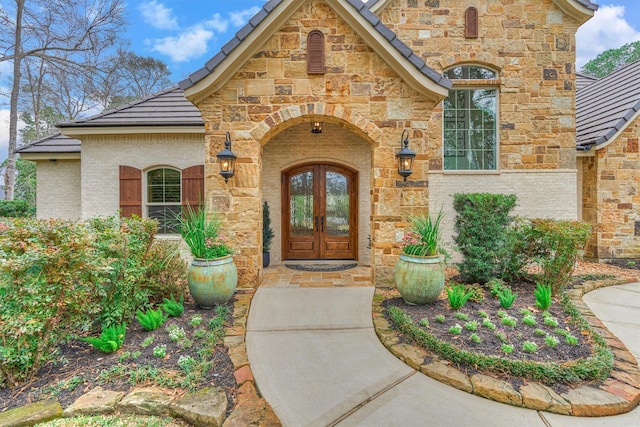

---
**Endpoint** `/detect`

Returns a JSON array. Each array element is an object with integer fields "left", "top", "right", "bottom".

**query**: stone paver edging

[
  {"left": 0, "top": 289, "right": 281, "bottom": 427},
  {"left": 372, "top": 278, "right": 640, "bottom": 417}
]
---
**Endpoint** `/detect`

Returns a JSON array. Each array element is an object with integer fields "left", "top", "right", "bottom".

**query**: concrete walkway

[{"left": 246, "top": 284, "right": 640, "bottom": 427}]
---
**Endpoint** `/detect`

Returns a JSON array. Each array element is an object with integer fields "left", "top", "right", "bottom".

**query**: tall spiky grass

[
  {"left": 403, "top": 207, "right": 444, "bottom": 256},
  {"left": 179, "top": 204, "right": 222, "bottom": 259}
]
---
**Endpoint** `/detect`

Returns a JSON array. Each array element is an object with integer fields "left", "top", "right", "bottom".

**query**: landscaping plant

[
  {"left": 179, "top": 204, "right": 232, "bottom": 260},
  {"left": 447, "top": 284, "right": 474, "bottom": 310},
  {"left": 81, "top": 323, "right": 127, "bottom": 354},
  {"left": 136, "top": 308, "right": 167, "bottom": 332},
  {"left": 161, "top": 294, "right": 185, "bottom": 317},
  {"left": 452, "top": 193, "right": 519, "bottom": 283},
  {"left": 496, "top": 287, "right": 517, "bottom": 309},
  {"left": 534, "top": 283, "right": 553, "bottom": 310},
  {"left": 401, "top": 207, "right": 445, "bottom": 257}
]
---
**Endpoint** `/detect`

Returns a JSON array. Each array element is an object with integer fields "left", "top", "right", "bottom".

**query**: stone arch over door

[{"left": 261, "top": 119, "right": 373, "bottom": 268}]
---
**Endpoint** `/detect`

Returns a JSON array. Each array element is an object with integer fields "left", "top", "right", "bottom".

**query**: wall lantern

[
  {"left": 311, "top": 121, "right": 323, "bottom": 134},
  {"left": 396, "top": 130, "right": 416, "bottom": 182},
  {"left": 216, "top": 131, "right": 237, "bottom": 183}
]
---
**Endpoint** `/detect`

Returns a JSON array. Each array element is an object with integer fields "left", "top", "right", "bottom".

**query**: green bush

[
  {"left": 81, "top": 323, "right": 126, "bottom": 353},
  {"left": 453, "top": 193, "right": 518, "bottom": 283},
  {"left": 0, "top": 200, "right": 35, "bottom": 218},
  {"left": 87, "top": 216, "right": 158, "bottom": 327},
  {"left": 0, "top": 219, "right": 105, "bottom": 386},
  {"left": 523, "top": 219, "right": 592, "bottom": 294},
  {"left": 142, "top": 240, "right": 187, "bottom": 305}
]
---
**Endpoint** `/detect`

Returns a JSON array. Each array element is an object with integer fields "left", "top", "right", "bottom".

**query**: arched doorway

[{"left": 282, "top": 162, "right": 358, "bottom": 260}]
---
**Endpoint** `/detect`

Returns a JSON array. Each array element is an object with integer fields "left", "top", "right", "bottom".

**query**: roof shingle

[{"left": 576, "top": 60, "right": 640, "bottom": 147}]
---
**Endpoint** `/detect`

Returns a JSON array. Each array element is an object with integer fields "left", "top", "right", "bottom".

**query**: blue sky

[{"left": 2, "top": 0, "right": 640, "bottom": 165}]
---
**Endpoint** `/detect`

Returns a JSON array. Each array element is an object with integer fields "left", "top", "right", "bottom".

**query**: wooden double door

[{"left": 282, "top": 163, "right": 357, "bottom": 260}]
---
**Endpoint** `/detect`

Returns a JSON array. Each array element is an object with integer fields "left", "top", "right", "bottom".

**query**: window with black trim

[{"left": 443, "top": 65, "right": 498, "bottom": 171}]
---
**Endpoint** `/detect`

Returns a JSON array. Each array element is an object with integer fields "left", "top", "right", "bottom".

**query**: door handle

[
  {"left": 320, "top": 216, "right": 324, "bottom": 232},
  {"left": 315, "top": 216, "right": 319, "bottom": 232}
]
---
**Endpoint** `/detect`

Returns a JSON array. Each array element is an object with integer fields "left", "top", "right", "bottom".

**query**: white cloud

[
  {"left": 576, "top": 5, "right": 640, "bottom": 69},
  {"left": 229, "top": 7, "right": 261, "bottom": 27},
  {"left": 151, "top": 26, "right": 214, "bottom": 62},
  {"left": 139, "top": 0, "right": 179, "bottom": 31},
  {"left": 204, "top": 13, "right": 228, "bottom": 33}
]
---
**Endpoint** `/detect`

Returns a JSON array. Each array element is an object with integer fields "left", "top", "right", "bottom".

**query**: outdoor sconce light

[
  {"left": 396, "top": 130, "right": 416, "bottom": 182},
  {"left": 311, "top": 121, "right": 323, "bottom": 134},
  {"left": 216, "top": 131, "right": 237, "bottom": 183}
]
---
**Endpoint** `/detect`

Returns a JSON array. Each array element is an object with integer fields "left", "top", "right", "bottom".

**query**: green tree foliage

[
  {"left": 581, "top": 41, "right": 640, "bottom": 78},
  {"left": 453, "top": 193, "right": 518, "bottom": 283}
]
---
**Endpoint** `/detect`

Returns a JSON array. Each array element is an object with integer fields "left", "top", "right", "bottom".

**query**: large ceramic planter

[
  {"left": 395, "top": 253, "right": 445, "bottom": 305},
  {"left": 188, "top": 255, "right": 237, "bottom": 308}
]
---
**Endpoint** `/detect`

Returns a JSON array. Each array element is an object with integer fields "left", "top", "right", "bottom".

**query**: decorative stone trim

[{"left": 372, "top": 278, "right": 640, "bottom": 416}]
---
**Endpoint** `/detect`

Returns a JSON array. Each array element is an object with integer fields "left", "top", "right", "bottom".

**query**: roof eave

[
  {"left": 182, "top": 1, "right": 302, "bottom": 105},
  {"left": 19, "top": 153, "right": 81, "bottom": 160},
  {"left": 553, "top": 0, "right": 597, "bottom": 25},
  {"left": 581, "top": 106, "right": 640, "bottom": 152},
  {"left": 366, "top": 0, "right": 391, "bottom": 14},
  {"left": 60, "top": 125, "right": 205, "bottom": 136},
  {"left": 182, "top": 0, "right": 450, "bottom": 105},
  {"left": 335, "top": 0, "right": 449, "bottom": 101}
]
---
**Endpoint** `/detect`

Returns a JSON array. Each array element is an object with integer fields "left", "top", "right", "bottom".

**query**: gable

[{"left": 179, "top": 0, "right": 451, "bottom": 104}]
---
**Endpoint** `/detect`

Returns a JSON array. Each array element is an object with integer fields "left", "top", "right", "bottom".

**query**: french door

[{"left": 282, "top": 163, "right": 357, "bottom": 260}]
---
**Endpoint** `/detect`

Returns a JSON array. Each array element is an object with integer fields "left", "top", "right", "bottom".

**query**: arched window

[
  {"left": 146, "top": 167, "right": 181, "bottom": 233},
  {"left": 442, "top": 65, "right": 498, "bottom": 171},
  {"left": 307, "top": 30, "right": 325, "bottom": 74}
]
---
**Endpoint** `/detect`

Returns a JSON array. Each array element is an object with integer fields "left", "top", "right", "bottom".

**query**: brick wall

[
  {"left": 36, "top": 160, "right": 81, "bottom": 220},
  {"left": 80, "top": 134, "right": 204, "bottom": 219}
]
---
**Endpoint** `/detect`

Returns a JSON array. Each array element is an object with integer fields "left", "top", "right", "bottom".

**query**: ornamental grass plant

[
  {"left": 401, "top": 207, "right": 444, "bottom": 257},
  {"left": 179, "top": 205, "right": 232, "bottom": 260}
]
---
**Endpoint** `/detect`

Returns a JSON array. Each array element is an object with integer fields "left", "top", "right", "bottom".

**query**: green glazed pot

[
  {"left": 188, "top": 255, "right": 237, "bottom": 308},
  {"left": 395, "top": 253, "right": 445, "bottom": 305}
]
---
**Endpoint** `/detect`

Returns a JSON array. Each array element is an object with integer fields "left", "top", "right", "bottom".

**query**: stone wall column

[{"left": 208, "top": 131, "right": 262, "bottom": 288}]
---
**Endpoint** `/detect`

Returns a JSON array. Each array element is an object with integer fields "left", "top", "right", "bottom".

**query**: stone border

[
  {"left": 0, "top": 289, "right": 281, "bottom": 427},
  {"left": 372, "top": 278, "right": 640, "bottom": 417}
]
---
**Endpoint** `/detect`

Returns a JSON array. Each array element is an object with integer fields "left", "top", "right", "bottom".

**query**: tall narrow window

[
  {"left": 307, "top": 30, "right": 325, "bottom": 74},
  {"left": 443, "top": 65, "right": 498, "bottom": 171},
  {"left": 147, "top": 168, "right": 181, "bottom": 233},
  {"left": 465, "top": 7, "right": 479, "bottom": 39}
]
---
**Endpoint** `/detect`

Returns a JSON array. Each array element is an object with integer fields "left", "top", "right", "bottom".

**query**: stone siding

[
  {"left": 80, "top": 134, "right": 204, "bottom": 219},
  {"left": 580, "top": 117, "right": 640, "bottom": 259},
  {"left": 198, "top": 1, "right": 439, "bottom": 287},
  {"left": 380, "top": 0, "right": 580, "bottom": 172},
  {"left": 36, "top": 160, "right": 81, "bottom": 220},
  {"left": 194, "top": 0, "right": 583, "bottom": 287}
]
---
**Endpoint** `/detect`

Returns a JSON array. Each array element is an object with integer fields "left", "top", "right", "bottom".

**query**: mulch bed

[
  {"left": 384, "top": 279, "right": 593, "bottom": 364},
  {"left": 0, "top": 297, "right": 237, "bottom": 414}
]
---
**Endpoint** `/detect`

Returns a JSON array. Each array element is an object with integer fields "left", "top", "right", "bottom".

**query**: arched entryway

[{"left": 282, "top": 162, "right": 357, "bottom": 260}]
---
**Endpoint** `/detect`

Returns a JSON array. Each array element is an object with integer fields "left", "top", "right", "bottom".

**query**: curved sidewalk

[{"left": 246, "top": 284, "right": 640, "bottom": 427}]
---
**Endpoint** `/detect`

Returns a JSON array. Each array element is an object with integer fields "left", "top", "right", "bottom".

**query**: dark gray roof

[
  {"left": 576, "top": 60, "right": 640, "bottom": 147},
  {"left": 576, "top": 73, "right": 598, "bottom": 91},
  {"left": 576, "top": 0, "right": 598, "bottom": 11},
  {"left": 58, "top": 87, "right": 203, "bottom": 128},
  {"left": 179, "top": 0, "right": 451, "bottom": 91},
  {"left": 16, "top": 133, "right": 81, "bottom": 155}
]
